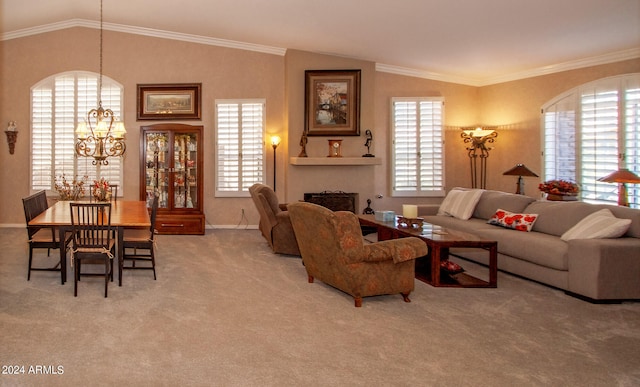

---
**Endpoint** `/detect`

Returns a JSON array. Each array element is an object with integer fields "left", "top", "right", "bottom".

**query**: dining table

[{"left": 28, "top": 200, "right": 151, "bottom": 286}]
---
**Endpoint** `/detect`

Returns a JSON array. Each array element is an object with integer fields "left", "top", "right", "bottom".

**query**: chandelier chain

[{"left": 99, "top": 0, "right": 103, "bottom": 97}]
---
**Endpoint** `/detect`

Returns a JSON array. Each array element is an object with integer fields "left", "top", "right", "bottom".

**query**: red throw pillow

[{"left": 487, "top": 209, "right": 538, "bottom": 232}]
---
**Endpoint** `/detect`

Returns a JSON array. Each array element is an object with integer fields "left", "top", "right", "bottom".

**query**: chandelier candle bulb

[{"left": 402, "top": 204, "right": 418, "bottom": 219}]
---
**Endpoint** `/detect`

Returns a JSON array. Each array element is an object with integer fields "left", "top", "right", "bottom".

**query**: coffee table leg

[{"left": 431, "top": 246, "right": 442, "bottom": 286}]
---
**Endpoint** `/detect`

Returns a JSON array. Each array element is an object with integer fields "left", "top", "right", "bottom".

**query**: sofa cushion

[
  {"left": 524, "top": 201, "right": 600, "bottom": 237},
  {"left": 487, "top": 209, "right": 538, "bottom": 232},
  {"left": 437, "top": 189, "right": 483, "bottom": 220},
  {"left": 472, "top": 190, "right": 536, "bottom": 220},
  {"left": 598, "top": 205, "right": 640, "bottom": 238},
  {"left": 561, "top": 209, "right": 632, "bottom": 241},
  {"left": 475, "top": 228, "right": 569, "bottom": 270}
]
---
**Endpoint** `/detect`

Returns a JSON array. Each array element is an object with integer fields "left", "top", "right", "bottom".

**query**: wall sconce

[
  {"left": 461, "top": 127, "right": 498, "bottom": 189},
  {"left": 5, "top": 121, "right": 18, "bottom": 155},
  {"left": 270, "top": 135, "right": 281, "bottom": 192},
  {"left": 503, "top": 164, "right": 538, "bottom": 195},
  {"left": 597, "top": 168, "right": 640, "bottom": 207}
]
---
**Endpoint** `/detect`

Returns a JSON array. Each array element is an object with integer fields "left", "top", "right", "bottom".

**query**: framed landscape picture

[
  {"left": 304, "top": 69, "right": 361, "bottom": 136},
  {"left": 137, "top": 83, "right": 202, "bottom": 120}
]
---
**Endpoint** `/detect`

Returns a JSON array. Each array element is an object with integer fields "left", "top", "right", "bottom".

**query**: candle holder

[
  {"left": 397, "top": 216, "right": 424, "bottom": 228},
  {"left": 5, "top": 121, "right": 18, "bottom": 154}
]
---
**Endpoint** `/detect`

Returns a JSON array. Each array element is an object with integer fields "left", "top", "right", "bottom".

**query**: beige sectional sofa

[{"left": 418, "top": 189, "right": 640, "bottom": 302}]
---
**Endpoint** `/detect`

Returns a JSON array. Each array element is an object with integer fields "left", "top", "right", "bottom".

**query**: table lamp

[
  {"left": 597, "top": 168, "right": 640, "bottom": 207},
  {"left": 503, "top": 164, "right": 539, "bottom": 195}
]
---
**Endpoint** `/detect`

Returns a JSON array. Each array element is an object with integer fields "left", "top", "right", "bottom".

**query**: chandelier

[{"left": 75, "top": 0, "right": 126, "bottom": 165}]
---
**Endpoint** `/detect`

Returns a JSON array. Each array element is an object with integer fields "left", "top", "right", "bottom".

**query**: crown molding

[
  {"left": 0, "top": 19, "right": 287, "bottom": 57},
  {"left": 377, "top": 47, "right": 640, "bottom": 87},
  {"left": 4, "top": 20, "right": 637, "bottom": 86}
]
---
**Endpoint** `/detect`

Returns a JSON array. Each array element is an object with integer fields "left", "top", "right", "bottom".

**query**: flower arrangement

[
  {"left": 54, "top": 174, "right": 87, "bottom": 200},
  {"left": 93, "top": 178, "right": 111, "bottom": 202},
  {"left": 538, "top": 179, "right": 579, "bottom": 195}
]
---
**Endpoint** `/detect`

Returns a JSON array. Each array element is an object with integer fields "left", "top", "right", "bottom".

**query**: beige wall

[{"left": 1, "top": 27, "right": 638, "bottom": 226}]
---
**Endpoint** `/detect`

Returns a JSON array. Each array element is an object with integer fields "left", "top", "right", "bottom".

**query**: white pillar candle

[{"left": 402, "top": 204, "right": 418, "bottom": 219}]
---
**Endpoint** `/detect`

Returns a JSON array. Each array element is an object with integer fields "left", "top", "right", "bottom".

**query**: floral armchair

[
  {"left": 288, "top": 202, "right": 428, "bottom": 307},
  {"left": 249, "top": 183, "right": 300, "bottom": 256}
]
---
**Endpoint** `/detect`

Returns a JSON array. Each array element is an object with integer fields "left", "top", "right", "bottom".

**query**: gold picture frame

[
  {"left": 137, "top": 83, "right": 202, "bottom": 120},
  {"left": 304, "top": 70, "right": 361, "bottom": 136}
]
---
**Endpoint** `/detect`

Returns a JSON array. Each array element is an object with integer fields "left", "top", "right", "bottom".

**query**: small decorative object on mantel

[
  {"left": 362, "top": 129, "right": 374, "bottom": 157},
  {"left": 5, "top": 121, "right": 18, "bottom": 155},
  {"left": 328, "top": 139, "right": 343, "bottom": 157},
  {"left": 55, "top": 174, "right": 87, "bottom": 201},
  {"left": 538, "top": 179, "right": 579, "bottom": 201},
  {"left": 93, "top": 178, "right": 111, "bottom": 202},
  {"left": 298, "top": 131, "right": 308, "bottom": 157}
]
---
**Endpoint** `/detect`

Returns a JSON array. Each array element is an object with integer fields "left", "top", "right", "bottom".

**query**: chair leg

[
  {"left": 104, "top": 258, "right": 109, "bottom": 298},
  {"left": 354, "top": 297, "right": 363, "bottom": 307},
  {"left": 151, "top": 248, "right": 157, "bottom": 280},
  {"left": 74, "top": 260, "right": 79, "bottom": 297},
  {"left": 401, "top": 292, "right": 411, "bottom": 303},
  {"left": 27, "top": 247, "right": 33, "bottom": 281}
]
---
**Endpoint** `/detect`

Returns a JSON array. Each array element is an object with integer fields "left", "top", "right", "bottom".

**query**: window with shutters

[
  {"left": 542, "top": 73, "right": 640, "bottom": 208},
  {"left": 391, "top": 97, "right": 445, "bottom": 197},
  {"left": 215, "top": 99, "right": 265, "bottom": 197},
  {"left": 31, "top": 71, "right": 124, "bottom": 194}
]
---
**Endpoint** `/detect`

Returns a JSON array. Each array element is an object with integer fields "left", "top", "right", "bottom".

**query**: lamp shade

[
  {"left": 597, "top": 168, "right": 640, "bottom": 184},
  {"left": 503, "top": 164, "right": 539, "bottom": 177}
]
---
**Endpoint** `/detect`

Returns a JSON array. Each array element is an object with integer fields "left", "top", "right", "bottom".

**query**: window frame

[
  {"left": 541, "top": 73, "right": 640, "bottom": 207},
  {"left": 214, "top": 98, "right": 266, "bottom": 198},
  {"left": 30, "top": 71, "right": 125, "bottom": 196},
  {"left": 390, "top": 96, "right": 446, "bottom": 197}
]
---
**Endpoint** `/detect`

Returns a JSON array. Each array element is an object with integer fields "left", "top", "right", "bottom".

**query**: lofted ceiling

[{"left": 1, "top": 0, "right": 639, "bottom": 86}]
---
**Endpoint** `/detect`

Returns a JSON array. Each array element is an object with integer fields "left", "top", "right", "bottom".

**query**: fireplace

[{"left": 303, "top": 191, "right": 358, "bottom": 213}]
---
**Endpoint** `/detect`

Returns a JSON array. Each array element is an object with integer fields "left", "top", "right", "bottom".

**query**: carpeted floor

[{"left": 1, "top": 227, "right": 639, "bottom": 386}]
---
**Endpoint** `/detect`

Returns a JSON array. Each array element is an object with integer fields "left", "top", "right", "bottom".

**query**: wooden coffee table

[{"left": 359, "top": 215, "right": 497, "bottom": 288}]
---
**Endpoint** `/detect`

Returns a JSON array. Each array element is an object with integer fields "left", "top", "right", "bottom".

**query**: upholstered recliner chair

[
  {"left": 249, "top": 183, "right": 300, "bottom": 256},
  {"left": 288, "top": 202, "right": 428, "bottom": 307}
]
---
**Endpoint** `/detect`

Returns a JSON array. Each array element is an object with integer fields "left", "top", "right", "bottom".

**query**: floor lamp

[
  {"left": 270, "top": 135, "right": 281, "bottom": 192},
  {"left": 461, "top": 127, "right": 498, "bottom": 189},
  {"left": 597, "top": 168, "right": 640, "bottom": 207},
  {"left": 503, "top": 164, "right": 539, "bottom": 194}
]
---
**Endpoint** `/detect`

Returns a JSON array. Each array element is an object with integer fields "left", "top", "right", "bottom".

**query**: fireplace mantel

[{"left": 289, "top": 157, "right": 382, "bottom": 166}]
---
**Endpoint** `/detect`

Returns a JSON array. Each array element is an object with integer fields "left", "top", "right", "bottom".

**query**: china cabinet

[{"left": 140, "top": 124, "right": 205, "bottom": 234}]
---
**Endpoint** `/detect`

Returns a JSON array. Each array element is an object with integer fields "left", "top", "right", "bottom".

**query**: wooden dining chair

[
  {"left": 122, "top": 194, "right": 158, "bottom": 280},
  {"left": 69, "top": 202, "right": 116, "bottom": 297},
  {"left": 22, "top": 191, "right": 68, "bottom": 281}
]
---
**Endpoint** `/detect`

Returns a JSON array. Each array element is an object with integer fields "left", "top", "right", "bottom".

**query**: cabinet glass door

[
  {"left": 173, "top": 133, "right": 199, "bottom": 209},
  {"left": 144, "top": 132, "right": 170, "bottom": 209}
]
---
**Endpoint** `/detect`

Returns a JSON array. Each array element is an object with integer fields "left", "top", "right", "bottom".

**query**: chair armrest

[{"left": 363, "top": 237, "right": 428, "bottom": 263}]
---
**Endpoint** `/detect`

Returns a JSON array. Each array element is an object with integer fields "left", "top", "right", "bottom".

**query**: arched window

[
  {"left": 542, "top": 73, "right": 640, "bottom": 208},
  {"left": 31, "top": 71, "right": 125, "bottom": 194}
]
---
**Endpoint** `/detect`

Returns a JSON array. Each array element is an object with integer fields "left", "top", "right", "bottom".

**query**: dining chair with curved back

[
  {"left": 69, "top": 202, "right": 116, "bottom": 297},
  {"left": 22, "top": 191, "right": 68, "bottom": 281},
  {"left": 121, "top": 194, "right": 158, "bottom": 280}
]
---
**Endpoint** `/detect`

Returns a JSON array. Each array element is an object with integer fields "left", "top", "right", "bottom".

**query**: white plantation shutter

[
  {"left": 543, "top": 94, "right": 576, "bottom": 181},
  {"left": 542, "top": 73, "right": 640, "bottom": 208},
  {"left": 31, "top": 72, "right": 125, "bottom": 194},
  {"left": 624, "top": 79, "right": 640, "bottom": 206},
  {"left": 391, "top": 97, "right": 445, "bottom": 197},
  {"left": 215, "top": 100, "right": 265, "bottom": 197}
]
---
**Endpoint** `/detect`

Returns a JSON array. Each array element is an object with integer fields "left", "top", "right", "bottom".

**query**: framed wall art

[
  {"left": 137, "top": 83, "right": 202, "bottom": 120},
  {"left": 304, "top": 70, "right": 361, "bottom": 136}
]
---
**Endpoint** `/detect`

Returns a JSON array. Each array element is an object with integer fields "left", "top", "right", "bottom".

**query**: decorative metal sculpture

[{"left": 363, "top": 129, "right": 374, "bottom": 157}]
